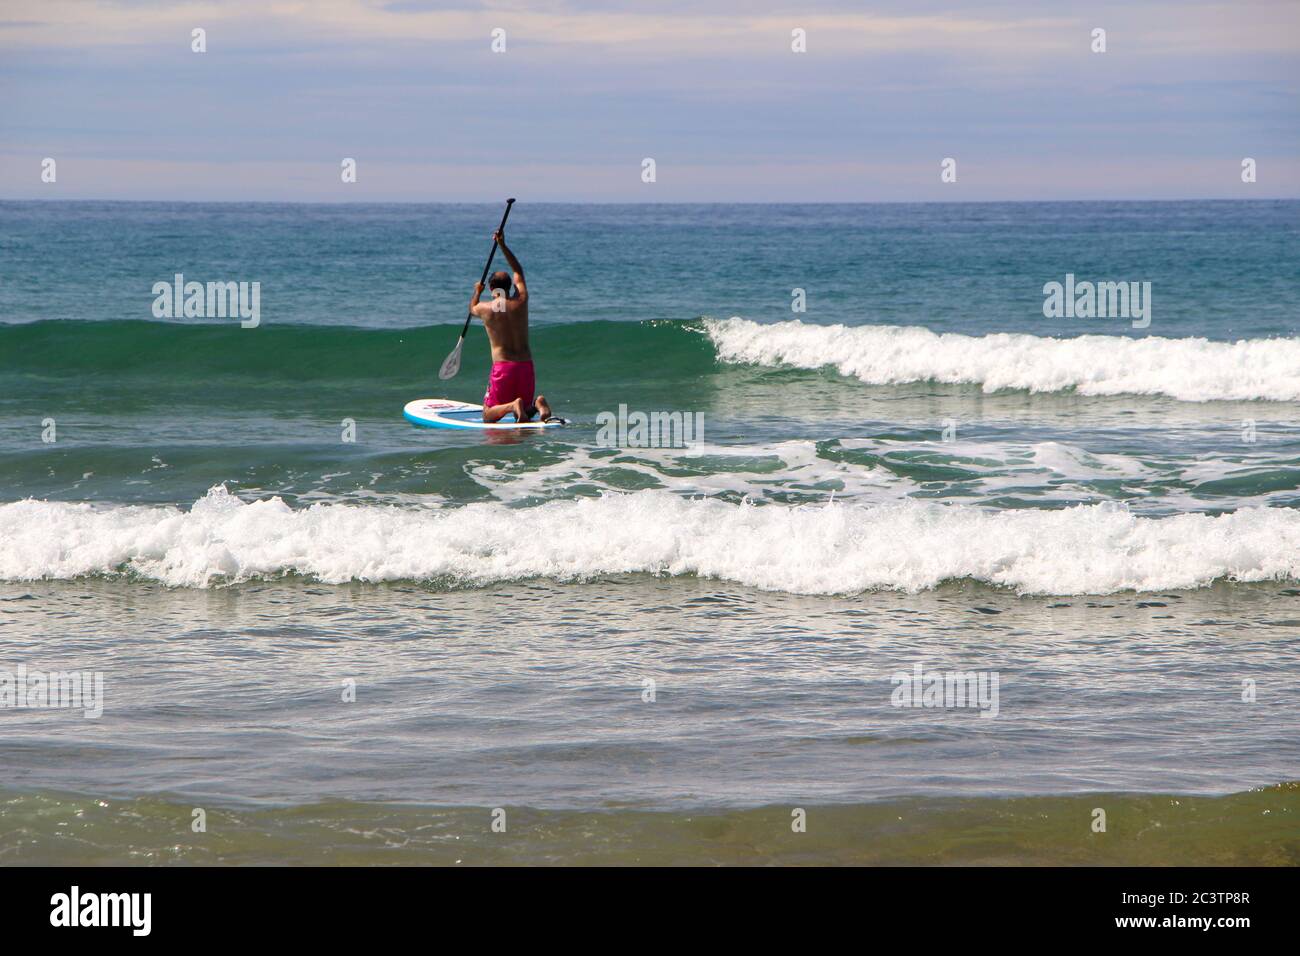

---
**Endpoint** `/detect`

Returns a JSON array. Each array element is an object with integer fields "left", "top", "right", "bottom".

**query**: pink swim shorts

[{"left": 484, "top": 360, "right": 536, "bottom": 410}]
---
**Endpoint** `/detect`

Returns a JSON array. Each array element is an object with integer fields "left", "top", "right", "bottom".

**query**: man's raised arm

[{"left": 494, "top": 230, "right": 527, "bottom": 299}]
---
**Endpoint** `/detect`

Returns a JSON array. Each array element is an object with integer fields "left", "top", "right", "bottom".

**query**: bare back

[{"left": 472, "top": 294, "right": 531, "bottom": 363}]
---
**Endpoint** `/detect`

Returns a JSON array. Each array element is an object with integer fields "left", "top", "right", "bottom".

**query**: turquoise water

[{"left": 1, "top": 200, "right": 1298, "bottom": 863}]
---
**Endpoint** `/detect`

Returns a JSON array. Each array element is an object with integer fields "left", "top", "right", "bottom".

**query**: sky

[{"left": 1, "top": 0, "right": 1297, "bottom": 201}]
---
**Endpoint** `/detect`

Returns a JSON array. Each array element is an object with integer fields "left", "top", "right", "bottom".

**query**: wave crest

[
  {"left": 3, "top": 486, "right": 1298, "bottom": 594},
  {"left": 704, "top": 317, "right": 1300, "bottom": 402}
]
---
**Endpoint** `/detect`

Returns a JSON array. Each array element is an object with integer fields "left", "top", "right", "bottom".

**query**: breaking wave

[
  {"left": 4, "top": 485, "right": 1299, "bottom": 594},
  {"left": 704, "top": 317, "right": 1300, "bottom": 402}
]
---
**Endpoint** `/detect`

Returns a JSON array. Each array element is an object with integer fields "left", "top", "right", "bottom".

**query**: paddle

[{"left": 438, "top": 197, "right": 516, "bottom": 380}]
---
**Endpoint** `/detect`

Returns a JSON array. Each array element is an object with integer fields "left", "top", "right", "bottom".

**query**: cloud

[
  {"left": 2, "top": 150, "right": 1294, "bottom": 202},
  {"left": 4, "top": 1, "right": 1296, "bottom": 56}
]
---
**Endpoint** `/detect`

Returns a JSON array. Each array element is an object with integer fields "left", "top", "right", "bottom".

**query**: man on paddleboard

[{"left": 468, "top": 229, "right": 552, "bottom": 423}]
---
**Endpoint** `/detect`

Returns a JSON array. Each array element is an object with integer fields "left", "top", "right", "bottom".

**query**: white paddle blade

[{"left": 438, "top": 338, "right": 464, "bottom": 380}]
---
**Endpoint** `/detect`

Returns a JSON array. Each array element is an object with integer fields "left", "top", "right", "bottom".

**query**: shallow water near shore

[
  {"left": 4, "top": 786, "right": 1297, "bottom": 866},
  {"left": 2, "top": 577, "right": 1298, "bottom": 866}
]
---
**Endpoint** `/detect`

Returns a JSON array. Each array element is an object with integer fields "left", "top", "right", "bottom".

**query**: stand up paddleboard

[{"left": 403, "top": 398, "right": 565, "bottom": 430}]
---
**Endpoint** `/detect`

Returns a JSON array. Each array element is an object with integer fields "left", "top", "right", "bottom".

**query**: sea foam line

[
  {"left": 703, "top": 317, "right": 1300, "bottom": 402},
  {"left": 2, "top": 486, "right": 1298, "bottom": 595}
]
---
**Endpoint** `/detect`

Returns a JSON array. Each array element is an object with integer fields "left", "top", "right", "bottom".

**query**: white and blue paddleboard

[{"left": 403, "top": 398, "right": 564, "bottom": 430}]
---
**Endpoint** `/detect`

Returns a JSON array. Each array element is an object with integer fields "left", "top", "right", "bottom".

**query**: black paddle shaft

[{"left": 459, "top": 198, "right": 516, "bottom": 337}]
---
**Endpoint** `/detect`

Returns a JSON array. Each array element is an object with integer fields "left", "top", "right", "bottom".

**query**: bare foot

[
  {"left": 483, "top": 398, "right": 525, "bottom": 423},
  {"left": 535, "top": 394, "right": 551, "bottom": 420}
]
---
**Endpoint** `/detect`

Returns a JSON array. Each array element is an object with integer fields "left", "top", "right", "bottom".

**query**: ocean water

[{"left": 1, "top": 200, "right": 1298, "bottom": 865}]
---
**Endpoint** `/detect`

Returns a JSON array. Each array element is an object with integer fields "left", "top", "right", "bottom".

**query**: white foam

[
  {"left": 3, "top": 485, "right": 1298, "bottom": 595},
  {"left": 704, "top": 317, "right": 1300, "bottom": 402},
  {"left": 1025, "top": 441, "right": 1149, "bottom": 480},
  {"left": 461, "top": 436, "right": 1296, "bottom": 513},
  {"left": 463, "top": 440, "right": 898, "bottom": 504}
]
